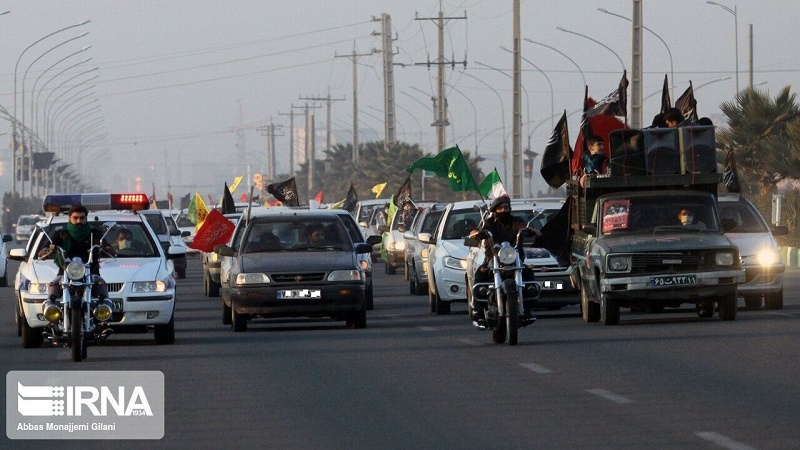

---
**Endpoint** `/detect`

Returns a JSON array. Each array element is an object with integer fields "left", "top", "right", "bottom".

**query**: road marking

[
  {"left": 456, "top": 338, "right": 481, "bottom": 346},
  {"left": 520, "top": 362, "right": 552, "bottom": 374},
  {"left": 695, "top": 432, "right": 759, "bottom": 450},
  {"left": 586, "top": 388, "right": 633, "bottom": 404},
  {"left": 417, "top": 326, "right": 436, "bottom": 331}
]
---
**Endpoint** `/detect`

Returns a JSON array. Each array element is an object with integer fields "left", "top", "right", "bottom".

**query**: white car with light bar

[
  {"left": 718, "top": 194, "right": 787, "bottom": 309},
  {"left": 9, "top": 193, "right": 181, "bottom": 348}
]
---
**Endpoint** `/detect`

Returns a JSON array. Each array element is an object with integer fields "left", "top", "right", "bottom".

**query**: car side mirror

[
  {"left": 581, "top": 224, "right": 597, "bottom": 235},
  {"left": 418, "top": 232, "right": 434, "bottom": 245},
  {"left": 771, "top": 225, "right": 789, "bottom": 236},
  {"left": 366, "top": 235, "right": 382, "bottom": 246},
  {"left": 216, "top": 245, "right": 236, "bottom": 257},
  {"left": 355, "top": 243, "right": 373, "bottom": 254},
  {"left": 377, "top": 224, "right": 390, "bottom": 233},
  {"left": 2, "top": 234, "right": 11, "bottom": 243},
  {"left": 463, "top": 237, "right": 481, "bottom": 248},
  {"left": 181, "top": 230, "right": 191, "bottom": 237}
]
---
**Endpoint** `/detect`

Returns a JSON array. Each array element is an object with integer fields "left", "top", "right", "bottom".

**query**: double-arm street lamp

[
  {"left": 556, "top": 26, "right": 626, "bottom": 73},
  {"left": 707, "top": 1, "right": 739, "bottom": 94}
]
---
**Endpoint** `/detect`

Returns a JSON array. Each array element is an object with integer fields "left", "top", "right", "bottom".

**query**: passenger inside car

[{"left": 244, "top": 230, "right": 281, "bottom": 253}]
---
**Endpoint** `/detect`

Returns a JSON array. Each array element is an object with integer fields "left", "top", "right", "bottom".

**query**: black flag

[
  {"left": 221, "top": 182, "right": 236, "bottom": 214},
  {"left": 675, "top": 82, "right": 699, "bottom": 122},
  {"left": 660, "top": 74, "right": 671, "bottom": 114},
  {"left": 393, "top": 175, "right": 413, "bottom": 207},
  {"left": 586, "top": 70, "right": 628, "bottom": 119},
  {"left": 340, "top": 183, "right": 358, "bottom": 213},
  {"left": 266, "top": 177, "right": 300, "bottom": 207},
  {"left": 723, "top": 148, "right": 741, "bottom": 193},
  {"left": 540, "top": 110, "right": 572, "bottom": 188}
]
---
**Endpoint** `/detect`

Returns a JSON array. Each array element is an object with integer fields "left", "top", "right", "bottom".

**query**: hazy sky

[{"left": 1, "top": 0, "right": 798, "bottom": 199}]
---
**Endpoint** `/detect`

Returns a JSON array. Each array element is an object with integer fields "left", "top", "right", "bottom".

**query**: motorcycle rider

[
  {"left": 470, "top": 195, "right": 540, "bottom": 322},
  {"left": 39, "top": 204, "right": 110, "bottom": 302}
]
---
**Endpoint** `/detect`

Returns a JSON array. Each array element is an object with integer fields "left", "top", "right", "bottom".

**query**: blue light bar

[{"left": 42, "top": 193, "right": 150, "bottom": 213}]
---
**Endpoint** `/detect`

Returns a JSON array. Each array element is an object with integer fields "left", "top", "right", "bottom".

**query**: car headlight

[
  {"left": 131, "top": 281, "right": 168, "bottom": 293},
  {"left": 210, "top": 253, "right": 218, "bottom": 262},
  {"left": 756, "top": 248, "right": 779, "bottom": 266},
  {"left": 420, "top": 248, "right": 428, "bottom": 259},
  {"left": 715, "top": 251, "right": 735, "bottom": 266},
  {"left": 443, "top": 256, "right": 467, "bottom": 271},
  {"left": 497, "top": 246, "right": 518, "bottom": 265},
  {"left": 607, "top": 255, "right": 630, "bottom": 272},
  {"left": 28, "top": 282, "right": 49, "bottom": 295},
  {"left": 394, "top": 241, "right": 406, "bottom": 251},
  {"left": 235, "top": 273, "right": 270, "bottom": 285},
  {"left": 66, "top": 261, "right": 85, "bottom": 280},
  {"left": 327, "top": 270, "right": 363, "bottom": 282}
]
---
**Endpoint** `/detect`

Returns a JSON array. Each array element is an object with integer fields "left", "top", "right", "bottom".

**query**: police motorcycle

[
  {"left": 465, "top": 208, "right": 541, "bottom": 345},
  {"left": 39, "top": 224, "right": 116, "bottom": 362}
]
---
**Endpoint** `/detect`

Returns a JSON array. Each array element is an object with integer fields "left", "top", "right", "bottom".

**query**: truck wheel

[
  {"left": 717, "top": 293, "right": 738, "bottom": 321},
  {"left": 580, "top": 281, "right": 600, "bottom": 323},
  {"left": 743, "top": 295, "right": 762, "bottom": 308},
  {"left": 600, "top": 295, "right": 620, "bottom": 325},
  {"left": 764, "top": 289, "right": 783, "bottom": 310}
]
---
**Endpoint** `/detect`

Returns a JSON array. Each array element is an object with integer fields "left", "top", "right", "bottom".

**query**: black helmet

[{"left": 489, "top": 195, "right": 511, "bottom": 212}]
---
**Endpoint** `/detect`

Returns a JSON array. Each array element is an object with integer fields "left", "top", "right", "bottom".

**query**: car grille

[
  {"left": 630, "top": 252, "right": 702, "bottom": 274},
  {"left": 106, "top": 283, "right": 124, "bottom": 293},
  {"left": 271, "top": 272, "right": 327, "bottom": 283}
]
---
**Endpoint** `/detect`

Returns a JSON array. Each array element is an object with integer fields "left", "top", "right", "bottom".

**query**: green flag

[
  {"left": 478, "top": 168, "right": 507, "bottom": 199},
  {"left": 406, "top": 145, "right": 478, "bottom": 192},
  {"left": 187, "top": 193, "right": 198, "bottom": 224}
]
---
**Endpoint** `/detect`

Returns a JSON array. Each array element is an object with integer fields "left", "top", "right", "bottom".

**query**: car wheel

[
  {"left": 349, "top": 308, "right": 367, "bottom": 329},
  {"left": 743, "top": 295, "right": 762, "bottom": 308},
  {"left": 222, "top": 297, "right": 232, "bottom": 325},
  {"left": 409, "top": 273, "right": 416, "bottom": 295},
  {"left": 385, "top": 261, "right": 396, "bottom": 275},
  {"left": 366, "top": 282, "right": 374, "bottom": 310},
  {"left": 580, "top": 276, "right": 600, "bottom": 323},
  {"left": 696, "top": 300, "right": 715, "bottom": 318},
  {"left": 203, "top": 271, "right": 210, "bottom": 296},
  {"left": 154, "top": 312, "right": 176, "bottom": 345},
  {"left": 22, "top": 314, "right": 43, "bottom": 348},
  {"left": 231, "top": 301, "right": 247, "bottom": 332},
  {"left": 208, "top": 277, "right": 220, "bottom": 297},
  {"left": 413, "top": 265, "right": 426, "bottom": 296},
  {"left": 428, "top": 275, "right": 437, "bottom": 313},
  {"left": 0, "top": 268, "right": 7, "bottom": 288},
  {"left": 404, "top": 260, "right": 410, "bottom": 281},
  {"left": 435, "top": 290, "right": 450, "bottom": 315},
  {"left": 16, "top": 300, "right": 22, "bottom": 337},
  {"left": 764, "top": 289, "right": 783, "bottom": 310},
  {"left": 717, "top": 293, "right": 738, "bottom": 321},
  {"left": 600, "top": 295, "right": 620, "bottom": 325}
]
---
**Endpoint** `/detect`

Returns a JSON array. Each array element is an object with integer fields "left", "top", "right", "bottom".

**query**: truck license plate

[
  {"left": 277, "top": 289, "right": 321, "bottom": 299},
  {"left": 650, "top": 275, "right": 697, "bottom": 286}
]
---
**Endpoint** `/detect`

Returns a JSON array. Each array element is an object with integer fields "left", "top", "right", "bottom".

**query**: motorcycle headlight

[
  {"left": 715, "top": 251, "right": 735, "bottom": 266},
  {"left": 607, "top": 255, "right": 630, "bottom": 272},
  {"left": 94, "top": 303, "right": 113, "bottom": 322},
  {"left": 235, "top": 273, "right": 270, "bottom": 285},
  {"left": 131, "top": 281, "right": 168, "bottom": 293},
  {"left": 66, "top": 261, "right": 86, "bottom": 280},
  {"left": 497, "top": 246, "right": 518, "bottom": 265},
  {"left": 43, "top": 301, "right": 62, "bottom": 323},
  {"left": 443, "top": 256, "right": 467, "bottom": 271},
  {"left": 328, "top": 270, "right": 363, "bottom": 281},
  {"left": 756, "top": 248, "right": 779, "bottom": 266}
]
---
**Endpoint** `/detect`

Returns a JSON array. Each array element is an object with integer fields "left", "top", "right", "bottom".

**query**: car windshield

[
  {"left": 242, "top": 217, "right": 351, "bottom": 253},
  {"left": 599, "top": 195, "right": 719, "bottom": 234},
  {"left": 419, "top": 210, "right": 443, "bottom": 234},
  {"left": 719, "top": 202, "right": 769, "bottom": 233},
  {"left": 18, "top": 216, "right": 40, "bottom": 226},
  {"left": 165, "top": 215, "right": 180, "bottom": 234},
  {"left": 143, "top": 213, "right": 167, "bottom": 235},
  {"left": 175, "top": 212, "right": 194, "bottom": 228},
  {"left": 442, "top": 210, "right": 481, "bottom": 239},
  {"left": 40, "top": 221, "right": 159, "bottom": 258}
]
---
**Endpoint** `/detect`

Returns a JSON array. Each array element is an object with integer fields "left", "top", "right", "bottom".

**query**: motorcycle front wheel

[
  {"left": 70, "top": 307, "right": 85, "bottom": 362},
  {"left": 505, "top": 291, "right": 519, "bottom": 346},
  {"left": 491, "top": 294, "right": 506, "bottom": 344}
]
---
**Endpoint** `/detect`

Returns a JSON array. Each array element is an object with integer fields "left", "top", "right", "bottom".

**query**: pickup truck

[{"left": 570, "top": 173, "right": 745, "bottom": 325}]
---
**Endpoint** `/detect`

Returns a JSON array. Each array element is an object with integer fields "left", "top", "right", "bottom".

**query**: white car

[
  {"left": 718, "top": 194, "right": 787, "bottom": 309},
  {"left": 0, "top": 233, "right": 12, "bottom": 287},
  {"left": 403, "top": 203, "right": 444, "bottom": 296},
  {"left": 421, "top": 200, "right": 483, "bottom": 314},
  {"left": 354, "top": 199, "right": 389, "bottom": 261},
  {"left": 10, "top": 193, "right": 182, "bottom": 348},
  {"left": 14, "top": 214, "right": 43, "bottom": 242},
  {"left": 139, "top": 209, "right": 189, "bottom": 278},
  {"left": 174, "top": 208, "right": 198, "bottom": 253}
]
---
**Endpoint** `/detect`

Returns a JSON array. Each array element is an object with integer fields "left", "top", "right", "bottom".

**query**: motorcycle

[
  {"left": 40, "top": 224, "right": 115, "bottom": 362},
  {"left": 467, "top": 227, "right": 541, "bottom": 345}
]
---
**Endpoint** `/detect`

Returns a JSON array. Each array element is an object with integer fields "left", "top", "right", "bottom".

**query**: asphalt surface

[{"left": 2, "top": 253, "right": 799, "bottom": 450}]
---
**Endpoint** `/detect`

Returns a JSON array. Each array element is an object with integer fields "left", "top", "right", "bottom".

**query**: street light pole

[
  {"left": 707, "top": 1, "right": 738, "bottom": 94},
  {"left": 597, "top": 7, "right": 674, "bottom": 99},
  {"left": 523, "top": 38, "right": 586, "bottom": 89},
  {"left": 457, "top": 70, "right": 508, "bottom": 184},
  {"left": 556, "top": 26, "right": 626, "bottom": 72},
  {"left": 445, "top": 83, "right": 478, "bottom": 155}
]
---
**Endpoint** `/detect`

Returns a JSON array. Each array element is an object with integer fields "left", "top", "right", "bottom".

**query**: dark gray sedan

[{"left": 217, "top": 209, "right": 372, "bottom": 332}]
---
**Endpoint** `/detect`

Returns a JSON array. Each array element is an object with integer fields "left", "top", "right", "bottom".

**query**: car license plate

[
  {"left": 650, "top": 275, "right": 697, "bottom": 287},
  {"left": 111, "top": 299, "right": 123, "bottom": 312},
  {"left": 277, "top": 289, "right": 321, "bottom": 299}
]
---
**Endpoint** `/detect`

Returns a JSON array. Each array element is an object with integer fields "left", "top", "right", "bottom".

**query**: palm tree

[{"left": 718, "top": 86, "right": 800, "bottom": 195}]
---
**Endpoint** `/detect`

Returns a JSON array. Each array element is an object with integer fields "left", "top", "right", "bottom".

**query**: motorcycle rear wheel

[{"left": 70, "top": 307, "right": 84, "bottom": 362}]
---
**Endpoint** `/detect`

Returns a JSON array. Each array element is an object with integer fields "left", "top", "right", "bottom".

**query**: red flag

[
  {"left": 571, "top": 97, "right": 626, "bottom": 174},
  {"left": 241, "top": 192, "right": 247, "bottom": 202},
  {"left": 190, "top": 209, "right": 235, "bottom": 252},
  {"left": 314, "top": 191, "right": 324, "bottom": 204}
]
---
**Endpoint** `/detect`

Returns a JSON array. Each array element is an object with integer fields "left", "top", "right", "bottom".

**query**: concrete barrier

[{"left": 780, "top": 246, "right": 799, "bottom": 268}]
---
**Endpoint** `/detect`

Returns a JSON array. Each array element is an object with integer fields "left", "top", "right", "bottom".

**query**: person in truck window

[{"left": 678, "top": 208, "right": 704, "bottom": 226}]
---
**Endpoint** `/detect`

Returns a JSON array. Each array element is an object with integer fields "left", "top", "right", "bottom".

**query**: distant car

[
  {"left": 140, "top": 209, "right": 189, "bottom": 278},
  {"left": 216, "top": 209, "right": 372, "bottom": 332},
  {"left": 381, "top": 201, "right": 433, "bottom": 275},
  {"left": 354, "top": 199, "right": 388, "bottom": 262},
  {"left": 174, "top": 208, "right": 198, "bottom": 253},
  {"left": 331, "top": 209, "right": 382, "bottom": 310},
  {"left": 14, "top": 215, "right": 43, "bottom": 242},
  {"left": 403, "top": 203, "right": 444, "bottom": 295},
  {"left": 10, "top": 193, "right": 181, "bottom": 348},
  {"left": 718, "top": 194, "right": 787, "bottom": 309},
  {"left": 0, "top": 233, "right": 13, "bottom": 287}
]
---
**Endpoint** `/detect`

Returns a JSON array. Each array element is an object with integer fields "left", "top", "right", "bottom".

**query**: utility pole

[
  {"left": 293, "top": 103, "right": 321, "bottom": 195},
  {"left": 631, "top": 0, "right": 643, "bottom": 128},
  {"left": 512, "top": 0, "right": 522, "bottom": 198},
  {"left": 414, "top": 2, "right": 467, "bottom": 153},
  {"left": 372, "top": 13, "right": 399, "bottom": 150},
  {"left": 257, "top": 119, "right": 283, "bottom": 180},
  {"left": 278, "top": 106, "right": 302, "bottom": 176},
  {"left": 300, "top": 91, "right": 345, "bottom": 169},
  {"left": 336, "top": 43, "right": 378, "bottom": 163}
]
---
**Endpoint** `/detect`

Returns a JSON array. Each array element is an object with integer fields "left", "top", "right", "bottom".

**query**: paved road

[{"left": 2, "top": 254, "right": 799, "bottom": 449}]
